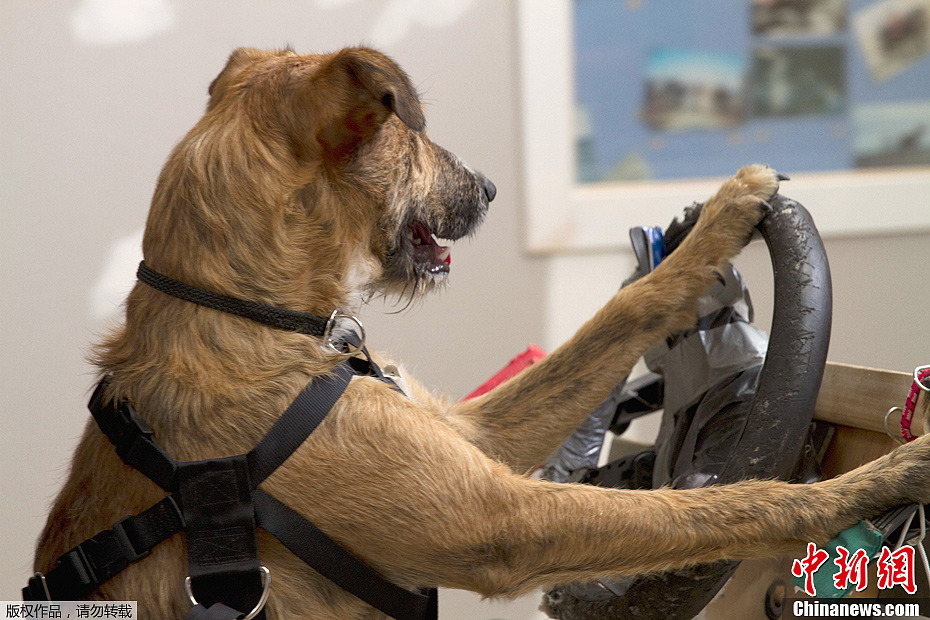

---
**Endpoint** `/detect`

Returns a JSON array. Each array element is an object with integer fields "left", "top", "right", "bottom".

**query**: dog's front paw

[
  {"left": 734, "top": 163, "right": 780, "bottom": 206},
  {"left": 839, "top": 433, "right": 930, "bottom": 517},
  {"left": 884, "top": 433, "right": 930, "bottom": 506},
  {"left": 693, "top": 164, "right": 780, "bottom": 260}
]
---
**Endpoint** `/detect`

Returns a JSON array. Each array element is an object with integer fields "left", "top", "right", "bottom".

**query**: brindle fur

[{"left": 34, "top": 47, "right": 930, "bottom": 619}]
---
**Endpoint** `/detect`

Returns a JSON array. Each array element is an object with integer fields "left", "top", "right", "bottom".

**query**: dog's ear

[
  {"left": 315, "top": 47, "right": 426, "bottom": 161},
  {"left": 207, "top": 48, "right": 267, "bottom": 111}
]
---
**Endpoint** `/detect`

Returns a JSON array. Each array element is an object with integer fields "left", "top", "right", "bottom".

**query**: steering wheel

[{"left": 544, "top": 194, "right": 833, "bottom": 620}]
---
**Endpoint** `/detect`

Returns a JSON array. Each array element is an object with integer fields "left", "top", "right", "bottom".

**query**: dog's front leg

[
  {"left": 446, "top": 165, "right": 778, "bottom": 472},
  {"left": 285, "top": 386, "right": 930, "bottom": 604},
  {"left": 445, "top": 450, "right": 930, "bottom": 599}
]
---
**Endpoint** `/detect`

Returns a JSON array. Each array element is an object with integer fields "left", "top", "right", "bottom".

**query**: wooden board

[
  {"left": 814, "top": 362, "right": 913, "bottom": 434},
  {"left": 820, "top": 425, "right": 901, "bottom": 479}
]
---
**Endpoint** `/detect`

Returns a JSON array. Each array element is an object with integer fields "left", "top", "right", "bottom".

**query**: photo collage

[{"left": 574, "top": 0, "right": 930, "bottom": 183}]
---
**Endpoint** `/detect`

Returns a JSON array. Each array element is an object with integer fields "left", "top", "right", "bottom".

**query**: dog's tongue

[{"left": 411, "top": 221, "right": 451, "bottom": 274}]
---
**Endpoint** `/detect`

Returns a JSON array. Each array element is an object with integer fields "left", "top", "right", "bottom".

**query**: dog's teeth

[{"left": 438, "top": 247, "right": 451, "bottom": 263}]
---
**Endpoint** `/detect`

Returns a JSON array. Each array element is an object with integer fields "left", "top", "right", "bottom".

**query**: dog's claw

[
  {"left": 777, "top": 173, "right": 791, "bottom": 181},
  {"left": 760, "top": 200, "right": 775, "bottom": 215}
]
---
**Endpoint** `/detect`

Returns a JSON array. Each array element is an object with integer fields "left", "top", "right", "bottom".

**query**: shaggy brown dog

[{"left": 33, "top": 47, "right": 930, "bottom": 619}]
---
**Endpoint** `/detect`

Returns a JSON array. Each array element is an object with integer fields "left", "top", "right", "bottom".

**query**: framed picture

[{"left": 518, "top": 0, "right": 930, "bottom": 253}]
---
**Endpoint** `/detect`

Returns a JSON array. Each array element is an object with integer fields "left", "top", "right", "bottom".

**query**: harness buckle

[
  {"left": 89, "top": 379, "right": 149, "bottom": 441},
  {"left": 59, "top": 515, "right": 151, "bottom": 588},
  {"left": 52, "top": 545, "right": 96, "bottom": 592},
  {"left": 88, "top": 378, "right": 178, "bottom": 490},
  {"left": 89, "top": 379, "right": 155, "bottom": 463},
  {"left": 185, "top": 566, "right": 271, "bottom": 620},
  {"left": 323, "top": 310, "right": 366, "bottom": 356},
  {"left": 109, "top": 515, "right": 151, "bottom": 565}
]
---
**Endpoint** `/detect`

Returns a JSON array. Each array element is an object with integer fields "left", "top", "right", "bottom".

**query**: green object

[{"left": 791, "top": 520, "right": 884, "bottom": 598}]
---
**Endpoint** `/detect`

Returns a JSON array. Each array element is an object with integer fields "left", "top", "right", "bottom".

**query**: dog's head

[{"left": 146, "top": 47, "right": 494, "bottom": 312}]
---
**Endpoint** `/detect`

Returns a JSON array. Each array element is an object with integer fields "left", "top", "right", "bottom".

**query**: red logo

[
  {"left": 792, "top": 543, "right": 917, "bottom": 597},
  {"left": 833, "top": 546, "right": 870, "bottom": 593},
  {"left": 792, "top": 542, "right": 830, "bottom": 596},
  {"left": 876, "top": 545, "right": 917, "bottom": 594}
]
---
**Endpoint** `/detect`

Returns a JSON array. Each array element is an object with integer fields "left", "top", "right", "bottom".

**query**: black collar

[{"left": 136, "top": 261, "right": 362, "bottom": 353}]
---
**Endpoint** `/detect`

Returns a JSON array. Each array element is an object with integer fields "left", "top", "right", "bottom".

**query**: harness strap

[
  {"left": 27, "top": 489, "right": 431, "bottom": 619},
  {"left": 246, "top": 362, "right": 355, "bottom": 485},
  {"left": 88, "top": 346, "right": 381, "bottom": 493},
  {"left": 253, "top": 491, "right": 437, "bottom": 620},
  {"left": 24, "top": 496, "right": 183, "bottom": 601}
]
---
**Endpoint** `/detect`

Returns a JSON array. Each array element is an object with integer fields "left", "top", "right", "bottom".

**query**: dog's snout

[{"left": 482, "top": 177, "right": 497, "bottom": 203}]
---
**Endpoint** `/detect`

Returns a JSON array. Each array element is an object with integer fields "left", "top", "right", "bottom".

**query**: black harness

[{"left": 24, "top": 262, "right": 438, "bottom": 620}]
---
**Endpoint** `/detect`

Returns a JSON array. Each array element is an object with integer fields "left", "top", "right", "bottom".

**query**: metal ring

[
  {"left": 884, "top": 406, "right": 907, "bottom": 445},
  {"left": 185, "top": 565, "right": 271, "bottom": 620},
  {"left": 323, "top": 309, "right": 366, "bottom": 356},
  {"left": 915, "top": 365, "right": 930, "bottom": 392}
]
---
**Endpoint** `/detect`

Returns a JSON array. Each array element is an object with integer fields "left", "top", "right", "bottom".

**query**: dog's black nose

[{"left": 483, "top": 178, "right": 497, "bottom": 203}]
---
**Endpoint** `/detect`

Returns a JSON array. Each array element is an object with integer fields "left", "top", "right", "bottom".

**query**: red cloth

[{"left": 463, "top": 345, "right": 548, "bottom": 401}]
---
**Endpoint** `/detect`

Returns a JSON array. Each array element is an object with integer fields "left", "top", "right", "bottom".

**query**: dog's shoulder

[{"left": 359, "top": 350, "right": 450, "bottom": 411}]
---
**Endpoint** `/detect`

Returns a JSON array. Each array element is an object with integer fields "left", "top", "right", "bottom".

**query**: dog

[{"left": 33, "top": 46, "right": 930, "bottom": 619}]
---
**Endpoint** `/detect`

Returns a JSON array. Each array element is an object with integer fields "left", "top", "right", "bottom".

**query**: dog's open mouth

[{"left": 406, "top": 220, "right": 452, "bottom": 276}]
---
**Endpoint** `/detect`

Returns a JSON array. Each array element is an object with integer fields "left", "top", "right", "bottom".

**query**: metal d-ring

[
  {"left": 185, "top": 566, "right": 271, "bottom": 620},
  {"left": 323, "top": 309, "right": 366, "bottom": 356},
  {"left": 884, "top": 406, "right": 907, "bottom": 445}
]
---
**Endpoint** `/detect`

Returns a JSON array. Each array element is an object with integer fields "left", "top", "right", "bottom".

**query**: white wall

[{"left": 4, "top": 1, "right": 930, "bottom": 618}]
